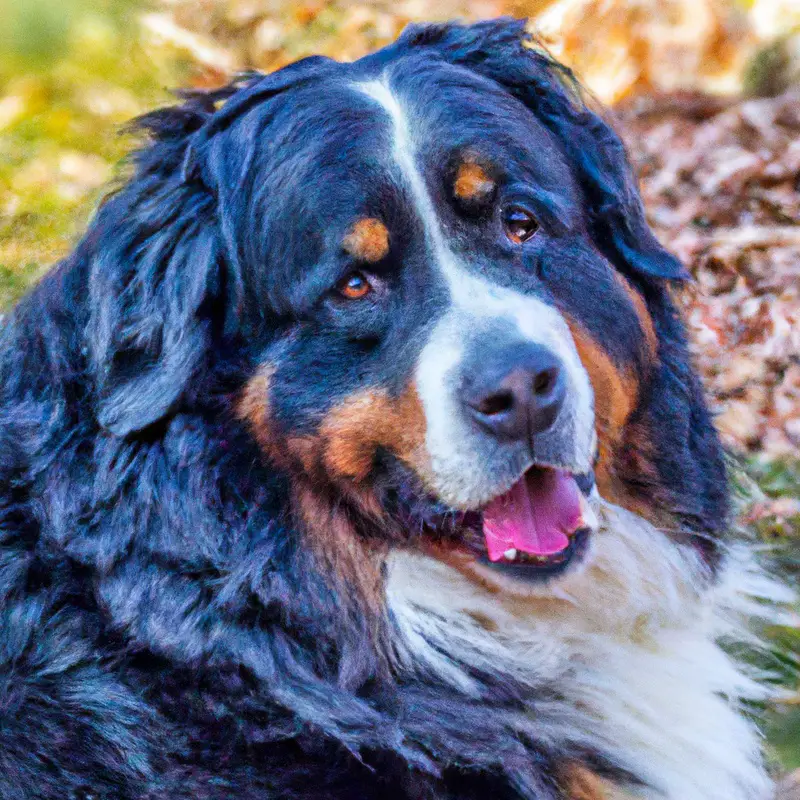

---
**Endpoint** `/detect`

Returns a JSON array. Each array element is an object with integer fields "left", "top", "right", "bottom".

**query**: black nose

[{"left": 461, "top": 342, "right": 566, "bottom": 442}]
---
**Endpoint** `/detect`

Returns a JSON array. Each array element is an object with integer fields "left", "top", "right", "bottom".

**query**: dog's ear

[
  {"left": 88, "top": 61, "right": 336, "bottom": 438},
  {"left": 399, "top": 19, "right": 689, "bottom": 282},
  {"left": 88, "top": 176, "right": 224, "bottom": 437}
]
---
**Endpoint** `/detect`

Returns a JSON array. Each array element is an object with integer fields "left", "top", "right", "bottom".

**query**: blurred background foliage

[{"left": 0, "top": 0, "right": 799, "bottom": 776}]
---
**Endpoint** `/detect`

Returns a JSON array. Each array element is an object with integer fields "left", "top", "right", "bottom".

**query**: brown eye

[
  {"left": 338, "top": 271, "right": 372, "bottom": 300},
  {"left": 502, "top": 205, "right": 539, "bottom": 244}
]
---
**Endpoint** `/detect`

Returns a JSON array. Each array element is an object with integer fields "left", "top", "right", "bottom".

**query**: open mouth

[
  {"left": 476, "top": 466, "right": 596, "bottom": 581},
  {"left": 476, "top": 526, "right": 591, "bottom": 581},
  {"left": 397, "top": 464, "right": 597, "bottom": 586}
]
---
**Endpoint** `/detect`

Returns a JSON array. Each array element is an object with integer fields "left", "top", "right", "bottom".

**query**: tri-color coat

[{"left": 0, "top": 18, "right": 779, "bottom": 800}]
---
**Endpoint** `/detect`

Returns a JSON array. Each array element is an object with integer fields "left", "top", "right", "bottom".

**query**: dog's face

[
  {"left": 231, "top": 58, "right": 663, "bottom": 593},
  {"left": 89, "top": 24, "right": 723, "bottom": 603}
]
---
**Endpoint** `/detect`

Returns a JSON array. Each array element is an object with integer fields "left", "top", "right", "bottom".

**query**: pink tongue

[{"left": 483, "top": 469, "right": 582, "bottom": 561}]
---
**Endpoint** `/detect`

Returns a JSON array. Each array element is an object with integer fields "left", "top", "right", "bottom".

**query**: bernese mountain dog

[{"left": 0, "top": 18, "right": 782, "bottom": 800}]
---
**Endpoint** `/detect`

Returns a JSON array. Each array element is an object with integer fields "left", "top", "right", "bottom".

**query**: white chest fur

[{"left": 387, "top": 501, "right": 780, "bottom": 800}]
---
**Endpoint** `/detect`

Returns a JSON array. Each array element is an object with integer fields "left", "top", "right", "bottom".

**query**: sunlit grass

[{"left": 0, "top": 0, "right": 188, "bottom": 304}]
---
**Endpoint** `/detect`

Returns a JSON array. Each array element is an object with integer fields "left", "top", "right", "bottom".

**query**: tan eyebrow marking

[
  {"left": 342, "top": 218, "right": 390, "bottom": 263},
  {"left": 453, "top": 162, "right": 495, "bottom": 203}
]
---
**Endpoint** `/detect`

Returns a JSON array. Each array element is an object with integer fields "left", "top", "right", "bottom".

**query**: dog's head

[{"left": 88, "top": 19, "right": 727, "bottom": 599}]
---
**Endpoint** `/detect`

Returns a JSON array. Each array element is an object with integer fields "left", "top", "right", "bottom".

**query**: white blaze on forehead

[
  {"left": 358, "top": 76, "right": 594, "bottom": 508},
  {"left": 359, "top": 79, "right": 456, "bottom": 276}
]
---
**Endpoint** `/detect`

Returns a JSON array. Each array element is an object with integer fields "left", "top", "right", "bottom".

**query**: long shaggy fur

[
  {"left": 0, "top": 17, "right": 786, "bottom": 800},
  {"left": 388, "top": 502, "right": 784, "bottom": 799}
]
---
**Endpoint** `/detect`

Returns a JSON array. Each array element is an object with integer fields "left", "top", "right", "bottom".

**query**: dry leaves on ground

[{"left": 617, "top": 91, "right": 800, "bottom": 462}]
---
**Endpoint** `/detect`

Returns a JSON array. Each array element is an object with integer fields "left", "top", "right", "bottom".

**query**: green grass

[
  {"left": 0, "top": 0, "right": 188, "bottom": 305},
  {"left": 737, "top": 458, "right": 800, "bottom": 770}
]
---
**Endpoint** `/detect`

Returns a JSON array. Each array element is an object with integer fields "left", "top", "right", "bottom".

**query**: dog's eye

[
  {"left": 502, "top": 205, "right": 539, "bottom": 244},
  {"left": 338, "top": 271, "right": 372, "bottom": 300}
]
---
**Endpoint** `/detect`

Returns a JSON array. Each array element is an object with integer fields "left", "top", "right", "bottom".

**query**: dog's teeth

[{"left": 503, "top": 548, "right": 518, "bottom": 560}]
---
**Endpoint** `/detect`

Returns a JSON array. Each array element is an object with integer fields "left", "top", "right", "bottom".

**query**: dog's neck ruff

[{"left": 387, "top": 501, "right": 777, "bottom": 800}]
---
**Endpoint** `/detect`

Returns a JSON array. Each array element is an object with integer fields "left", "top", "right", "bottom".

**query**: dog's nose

[{"left": 461, "top": 342, "right": 566, "bottom": 442}]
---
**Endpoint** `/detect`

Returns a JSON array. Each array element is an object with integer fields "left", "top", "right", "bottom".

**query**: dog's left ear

[
  {"left": 88, "top": 179, "right": 223, "bottom": 437},
  {"left": 399, "top": 18, "right": 689, "bottom": 282},
  {"left": 88, "top": 60, "right": 337, "bottom": 437}
]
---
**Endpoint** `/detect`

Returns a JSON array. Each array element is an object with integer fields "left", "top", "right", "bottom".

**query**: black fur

[{"left": 0, "top": 19, "right": 726, "bottom": 799}]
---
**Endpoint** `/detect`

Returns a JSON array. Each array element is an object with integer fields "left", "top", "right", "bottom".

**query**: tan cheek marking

[
  {"left": 559, "top": 762, "right": 611, "bottom": 800},
  {"left": 566, "top": 318, "right": 637, "bottom": 495},
  {"left": 236, "top": 365, "right": 278, "bottom": 458},
  {"left": 342, "top": 218, "right": 390, "bottom": 263},
  {"left": 453, "top": 162, "right": 495, "bottom": 203},
  {"left": 238, "top": 368, "right": 324, "bottom": 476},
  {"left": 319, "top": 385, "right": 428, "bottom": 483},
  {"left": 237, "top": 369, "right": 412, "bottom": 518},
  {"left": 618, "top": 419, "right": 660, "bottom": 487},
  {"left": 284, "top": 435, "right": 320, "bottom": 475},
  {"left": 613, "top": 271, "right": 658, "bottom": 361},
  {"left": 239, "top": 370, "right": 388, "bottom": 611},
  {"left": 567, "top": 319, "right": 675, "bottom": 524}
]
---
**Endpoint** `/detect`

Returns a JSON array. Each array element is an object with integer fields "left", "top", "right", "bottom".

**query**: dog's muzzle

[
  {"left": 460, "top": 338, "right": 567, "bottom": 446},
  {"left": 411, "top": 297, "right": 597, "bottom": 583}
]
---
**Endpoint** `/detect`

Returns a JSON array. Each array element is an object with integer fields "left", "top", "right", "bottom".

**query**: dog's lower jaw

[{"left": 386, "top": 500, "right": 779, "bottom": 800}]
